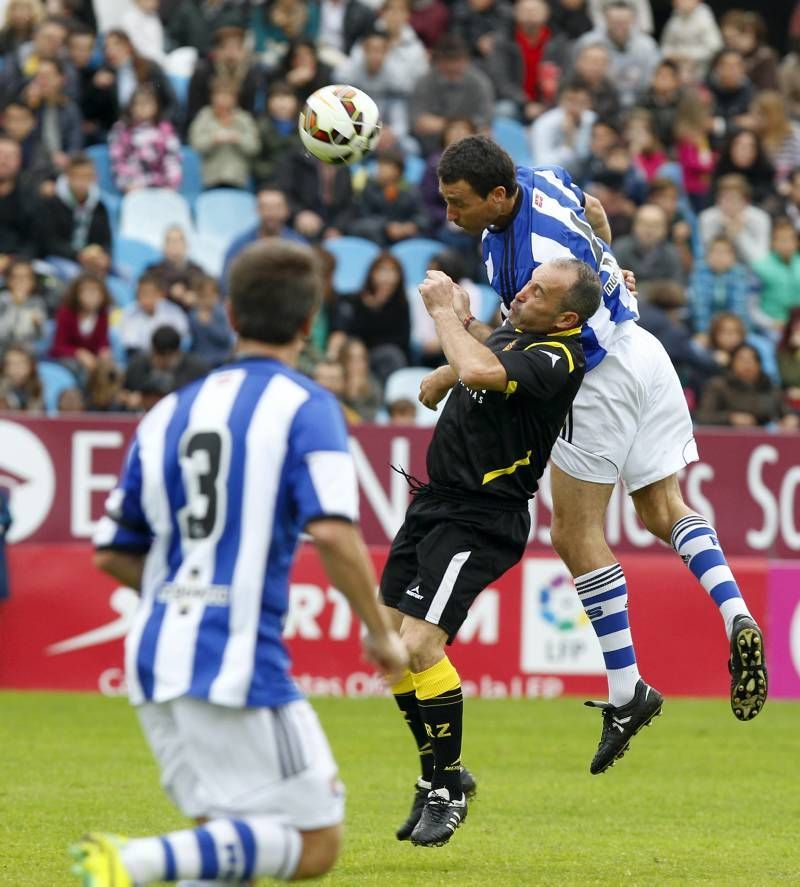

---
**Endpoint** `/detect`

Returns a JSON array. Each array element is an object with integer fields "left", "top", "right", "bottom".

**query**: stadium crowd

[{"left": 0, "top": 0, "right": 799, "bottom": 429}]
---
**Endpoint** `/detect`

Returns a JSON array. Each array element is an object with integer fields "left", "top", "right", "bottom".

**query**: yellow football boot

[{"left": 69, "top": 832, "right": 133, "bottom": 886}]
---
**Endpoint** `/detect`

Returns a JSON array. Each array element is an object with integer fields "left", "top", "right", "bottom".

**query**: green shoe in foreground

[
  {"left": 729, "top": 614, "right": 768, "bottom": 721},
  {"left": 69, "top": 832, "right": 132, "bottom": 887}
]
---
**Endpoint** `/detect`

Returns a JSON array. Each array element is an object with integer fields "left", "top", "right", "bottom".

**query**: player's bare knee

[
  {"left": 400, "top": 617, "right": 446, "bottom": 672},
  {"left": 293, "top": 825, "right": 342, "bottom": 879},
  {"left": 632, "top": 476, "right": 692, "bottom": 543}
]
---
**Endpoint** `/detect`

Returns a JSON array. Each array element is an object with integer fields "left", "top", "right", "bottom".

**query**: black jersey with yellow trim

[{"left": 425, "top": 324, "right": 585, "bottom": 505}]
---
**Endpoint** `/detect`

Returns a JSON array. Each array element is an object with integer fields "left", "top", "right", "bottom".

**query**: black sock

[
  {"left": 394, "top": 690, "right": 434, "bottom": 783},
  {"left": 417, "top": 687, "right": 464, "bottom": 800}
]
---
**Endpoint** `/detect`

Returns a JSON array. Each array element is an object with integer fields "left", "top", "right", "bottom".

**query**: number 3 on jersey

[{"left": 178, "top": 429, "right": 231, "bottom": 542}]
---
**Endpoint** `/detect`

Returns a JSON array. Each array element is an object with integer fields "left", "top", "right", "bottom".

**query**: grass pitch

[{"left": 1, "top": 691, "right": 799, "bottom": 886}]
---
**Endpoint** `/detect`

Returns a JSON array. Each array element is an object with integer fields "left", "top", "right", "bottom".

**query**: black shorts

[{"left": 380, "top": 492, "right": 530, "bottom": 642}]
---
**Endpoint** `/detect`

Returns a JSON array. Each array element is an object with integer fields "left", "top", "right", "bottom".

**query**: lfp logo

[{"left": 520, "top": 559, "right": 605, "bottom": 675}]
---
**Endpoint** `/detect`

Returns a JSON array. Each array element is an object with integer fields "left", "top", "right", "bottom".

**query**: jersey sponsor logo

[
  {"left": 534, "top": 192, "right": 543, "bottom": 208},
  {"left": 542, "top": 352, "right": 561, "bottom": 368},
  {"left": 406, "top": 584, "right": 424, "bottom": 600},
  {"left": 156, "top": 582, "right": 231, "bottom": 606}
]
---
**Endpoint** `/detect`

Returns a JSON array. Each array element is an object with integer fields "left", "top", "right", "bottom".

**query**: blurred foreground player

[
  {"left": 382, "top": 259, "right": 601, "bottom": 847},
  {"left": 70, "top": 241, "right": 407, "bottom": 886}
]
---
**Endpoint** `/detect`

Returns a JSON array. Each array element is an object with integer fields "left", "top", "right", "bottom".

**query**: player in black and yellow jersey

[{"left": 381, "top": 257, "right": 602, "bottom": 847}]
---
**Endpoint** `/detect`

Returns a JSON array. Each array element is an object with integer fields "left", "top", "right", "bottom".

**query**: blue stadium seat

[
  {"left": 38, "top": 360, "right": 79, "bottom": 414},
  {"left": 108, "top": 325, "right": 127, "bottom": 369},
  {"left": 120, "top": 188, "right": 193, "bottom": 249},
  {"left": 474, "top": 284, "right": 501, "bottom": 323},
  {"left": 325, "top": 236, "right": 381, "bottom": 295},
  {"left": 168, "top": 73, "right": 190, "bottom": 107},
  {"left": 390, "top": 238, "right": 443, "bottom": 289},
  {"left": 492, "top": 117, "right": 534, "bottom": 167},
  {"left": 86, "top": 144, "right": 118, "bottom": 196},
  {"left": 112, "top": 237, "right": 161, "bottom": 282},
  {"left": 195, "top": 189, "right": 258, "bottom": 247},
  {"left": 106, "top": 274, "right": 135, "bottom": 308},
  {"left": 42, "top": 254, "right": 81, "bottom": 281},
  {"left": 189, "top": 232, "right": 227, "bottom": 278},
  {"left": 180, "top": 146, "right": 203, "bottom": 209}
]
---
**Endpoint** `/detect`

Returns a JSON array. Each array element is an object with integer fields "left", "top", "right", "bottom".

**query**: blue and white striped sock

[
  {"left": 575, "top": 563, "right": 640, "bottom": 707},
  {"left": 121, "top": 817, "right": 302, "bottom": 884},
  {"left": 671, "top": 514, "right": 751, "bottom": 639}
]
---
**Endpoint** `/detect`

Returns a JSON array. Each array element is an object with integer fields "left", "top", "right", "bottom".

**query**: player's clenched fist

[
  {"left": 363, "top": 629, "right": 409, "bottom": 683},
  {"left": 419, "top": 270, "right": 456, "bottom": 315}
]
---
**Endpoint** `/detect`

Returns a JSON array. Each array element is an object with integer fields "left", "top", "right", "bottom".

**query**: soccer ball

[{"left": 298, "top": 84, "right": 382, "bottom": 165}]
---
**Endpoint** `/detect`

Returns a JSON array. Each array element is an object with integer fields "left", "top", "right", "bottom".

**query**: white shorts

[
  {"left": 136, "top": 697, "right": 344, "bottom": 829},
  {"left": 551, "top": 323, "right": 698, "bottom": 493}
]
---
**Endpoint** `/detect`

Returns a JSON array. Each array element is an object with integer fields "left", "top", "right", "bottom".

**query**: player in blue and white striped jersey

[
  {"left": 70, "top": 241, "right": 407, "bottom": 887},
  {"left": 423, "top": 136, "right": 766, "bottom": 774}
]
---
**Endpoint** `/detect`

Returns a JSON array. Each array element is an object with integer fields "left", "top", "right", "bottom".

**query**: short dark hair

[
  {"left": 438, "top": 135, "right": 517, "bottom": 199},
  {"left": 552, "top": 258, "right": 601, "bottom": 324},
  {"left": 432, "top": 34, "right": 469, "bottom": 61},
  {"left": 67, "top": 152, "right": 94, "bottom": 170},
  {"left": 229, "top": 240, "right": 321, "bottom": 344},
  {"left": 151, "top": 325, "right": 181, "bottom": 354},
  {"left": 137, "top": 271, "right": 166, "bottom": 293}
]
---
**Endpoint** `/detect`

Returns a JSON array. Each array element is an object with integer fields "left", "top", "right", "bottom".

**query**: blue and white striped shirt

[
  {"left": 482, "top": 165, "right": 639, "bottom": 370},
  {"left": 94, "top": 357, "right": 358, "bottom": 709}
]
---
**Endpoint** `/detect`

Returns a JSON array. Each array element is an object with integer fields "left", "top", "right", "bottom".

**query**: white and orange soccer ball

[{"left": 298, "top": 84, "right": 382, "bottom": 165}]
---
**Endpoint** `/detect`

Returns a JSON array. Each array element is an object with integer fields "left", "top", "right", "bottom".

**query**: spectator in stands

[
  {"left": 387, "top": 396, "right": 418, "bottom": 424},
  {"left": 147, "top": 225, "right": 206, "bottom": 311},
  {"left": 577, "top": 118, "right": 619, "bottom": 185},
  {"left": 659, "top": 0, "right": 722, "bottom": 81},
  {"left": 251, "top": 0, "right": 319, "bottom": 59},
  {"left": 166, "top": 0, "right": 249, "bottom": 57},
  {"left": 530, "top": 79, "right": 595, "bottom": 169},
  {"left": 85, "top": 357, "right": 125, "bottom": 412},
  {"left": 745, "top": 91, "right": 800, "bottom": 188},
  {"left": 22, "top": 56, "right": 83, "bottom": 167},
  {"left": 188, "top": 79, "right": 259, "bottom": 190},
  {"left": 334, "top": 30, "right": 409, "bottom": 139},
  {"left": 121, "top": 323, "right": 207, "bottom": 411},
  {"left": 409, "top": 34, "right": 494, "bottom": 156},
  {"left": 452, "top": 0, "right": 512, "bottom": 64},
  {"left": 316, "top": 0, "right": 375, "bottom": 58},
  {"left": 0, "top": 258, "right": 47, "bottom": 350},
  {"left": 548, "top": 0, "right": 593, "bottom": 43},
  {"left": 713, "top": 128, "right": 776, "bottom": 208},
  {"left": 696, "top": 342, "right": 797, "bottom": 429},
  {"left": 772, "top": 167, "right": 800, "bottom": 234},
  {"left": 624, "top": 108, "right": 668, "bottom": 183},
  {"left": 777, "top": 307, "right": 800, "bottom": 412},
  {"left": 32, "top": 152, "right": 111, "bottom": 265},
  {"left": 0, "top": 1, "right": 42, "bottom": 58},
  {"left": 188, "top": 275, "right": 234, "bottom": 367},
  {"left": 118, "top": 271, "right": 189, "bottom": 356},
  {"left": 186, "top": 26, "right": 261, "bottom": 126},
  {"left": 639, "top": 58, "right": 682, "bottom": 150},
  {"left": 707, "top": 310, "right": 746, "bottom": 370},
  {"left": 688, "top": 235, "right": 754, "bottom": 339},
  {"left": 587, "top": 0, "right": 652, "bottom": 33},
  {"left": 56, "top": 386, "right": 87, "bottom": 411},
  {"left": 707, "top": 48, "right": 754, "bottom": 140},
  {"left": 373, "top": 0, "right": 429, "bottom": 78},
  {"left": 673, "top": 91, "right": 716, "bottom": 213},
  {"left": 329, "top": 252, "right": 411, "bottom": 380},
  {"left": 109, "top": 85, "right": 182, "bottom": 192},
  {"left": 636, "top": 278, "right": 719, "bottom": 398},
  {"left": 338, "top": 336, "right": 383, "bottom": 419},
  {"left": 585, "top": 166, "right": 636, "bottom": 237},
  {"left": 720, "top": 9, "right": 779, "bottom": 91},
  {"left": 752, "top": 217, "right": 800, "bottom": 333},
  {"left": 253, "top": 81, "right": 301, "bottom": 187},
  {"left": 278, "top": 38, "right": 333, "bottom": 105},
  {"left": 699, "top": 174, "right": 772, "bottom": 266},
  {"left": 312, "top": 358, "right": 363, "bottom": 424},
  {"left": 64, "top": 23, "right": 103, "bottom": 144},
  {"left": 596, "top": 139, "right": 647, "bottom": 204},
  {"left": 1, "top": 100, "right": 54, "bottom": 191},
  {"left": 409, "top": 0, "right": 451, "bottom": 50},
  {"left": 121, "top": 0, "right": 166, "bottom": 66},
  {"left": 87, "top": 29, "right": 177, "bottom": 132},
  {"left": 780, "top": 38, "right": 800, "bottom": 121},
  {"left": 483, "top": 0, "right": 560, "bottom": 123},
  {"left": 6, "top": 16, "right": 69, "bottom": 92},
  {"left": 349, "top": 148, "right": 428, "bottom": 246},
  {"left": 573, "top": 0, "right": 660, "bottom": 109},
  {"left": 646, "top": 175, "right": 694, "bottom": 272},
  {"left": 0, "top": 137, "right": 35, "bottom": 265},
  {"left": 613, "top": 203, "right": 685, "bottom": 284},
  {"left": 49, "top": 272, "right": 111, "bottom": 374},
  {"left": 570, "top": 40, "right": 621, "bottom": 126},
  {"left": 0, "top": 343, "right": 44, "bottom": 411},
  {"left": 221, "top": 187, "right": 305, "bottom": 286}
]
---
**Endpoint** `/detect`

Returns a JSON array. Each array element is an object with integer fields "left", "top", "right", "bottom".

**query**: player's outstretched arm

[
  {"left": 584, "top": 192, "right": 613, "bottom": 243},
  {"left": 93, "top": 549, "right": 145, "bottom": 592},
  {"left": 307, "top": 518, "right": 408, "bottom": 679}
]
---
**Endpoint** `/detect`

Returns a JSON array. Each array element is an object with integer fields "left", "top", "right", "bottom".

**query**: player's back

[{"left": 103, "top": 357, "right": 356, "bottom": 710}]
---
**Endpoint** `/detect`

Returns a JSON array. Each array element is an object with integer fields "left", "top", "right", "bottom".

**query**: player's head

[
  {"left": 437, "top": 135, "right": 517, "bottom": 235},
  {"left": 509, "top": 258, "right": 601, "bottom": 333},
  {"left": 229, "top": 240, "right": 321, "bottom": 346}
]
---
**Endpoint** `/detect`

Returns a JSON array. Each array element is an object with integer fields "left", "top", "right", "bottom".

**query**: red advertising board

[
  {"left": 0, "top": 544, "right": 771, "bottom": 699},
  {"left": 1, "top": 415, "right": 799, "bottom": 557}
]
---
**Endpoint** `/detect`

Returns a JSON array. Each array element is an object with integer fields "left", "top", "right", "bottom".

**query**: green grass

[{"left": 1, "top": 692, "right": 799, "bottom": 886}]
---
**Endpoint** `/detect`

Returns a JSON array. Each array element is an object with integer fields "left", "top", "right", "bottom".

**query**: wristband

[{"left": 463, "top": 313, "right": 475, "bottom": 330}]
